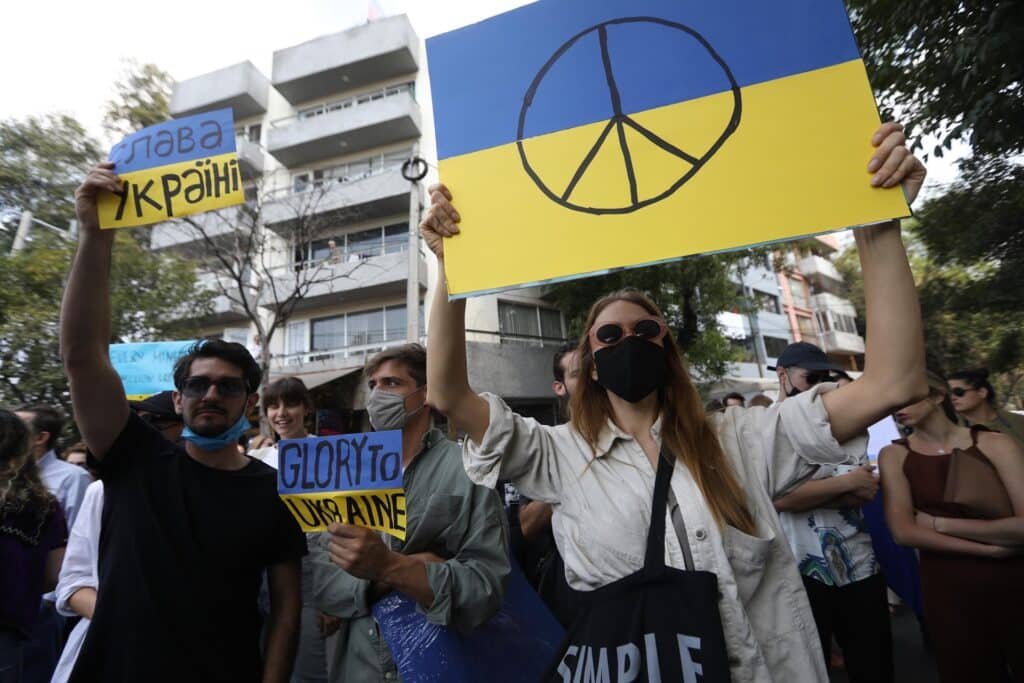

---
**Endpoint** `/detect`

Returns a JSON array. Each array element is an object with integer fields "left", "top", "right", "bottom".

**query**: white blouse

[
  {"left": 463, "top": 383, "right": 866, "bottom": 683},
  {"left": 52, "top": 480, "right": 104, "bottom": 683}
]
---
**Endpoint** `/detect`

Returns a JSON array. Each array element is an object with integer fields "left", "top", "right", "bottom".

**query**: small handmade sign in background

[
  {"left": 98, "top": 107, "right": 244, "bottom": 229},
  {"left": 427, "top": 0, "right": 911, "bottom": 297},
  {"left": 277, "top": 430, "right": 407, "bottom": 539},
  {"left": 110, "top": 340, "right": 194, "bottom": 401}
]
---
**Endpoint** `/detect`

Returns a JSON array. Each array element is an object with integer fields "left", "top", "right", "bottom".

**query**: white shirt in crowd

[
  {"left": 464, "top": 383, "right": 866, "bottom": 683},
  {"left": 52, "top": 480, "right": 104, "bottom": 683}
]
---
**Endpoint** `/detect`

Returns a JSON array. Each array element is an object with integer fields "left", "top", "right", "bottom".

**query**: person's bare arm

[
  {"left": 923, "top": 432, "right": 1024, "bottom": 546},
  {"left": 519, "top": 501, "right": 553, "bottom": 540},
  {"left": 262, "top": 560, "right": 301, "bottom": 683},
  {"left": 773, "top": 466, "right": 878, "bottom": 513},
  {"left": 60, "top": 163, "right": 130, "bottom": 459},
  {"left": 880, "top": 445, "right": 1015, "bottom": 558},
  {"left": 822, "top": 123, "right": 929, "bottom": 443},
  {"left": 43, "top": 547, "right": 66, "bottom": 593},
  {"left": 422, "top": 185, "right": 491, "bottom": 445},
  {"left": 68, "top": 587, "right": 97, "bottom": 620}
]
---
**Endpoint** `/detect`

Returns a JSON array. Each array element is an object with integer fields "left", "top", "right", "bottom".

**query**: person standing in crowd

[
  {"left": 129, "top": 391, "right": 186, "bottom": 446},
  {"left": 59, "top": 164, "right": 307, "bottom": 682},
  {"left": 51, "top": 480, "right": 103, "bottom": 683},
  {"left": 311, "top": 344, "right": 509, "bottom": 683},
  {"left": 421, "top": 122, "right": 928, "bottom": 682},
  {"left": 260, "top": 377, "right": 337, "bottom": 683},
  {"left": 772, "top": 341, "right": 893, "bottom": 682},
  {"left": 14, "top": 405, "right": 90, "bottom": 681},
  {"left": 0, "top": 409, "right": 67, "bottom": 683},
  {"left": 723, "top": 392, "right": 746, "bottom": 408},
  {"left": 880, "top": 370, "right": 1024, "bottom": 682},
  {"left": 62, "top": 443, "right": 90, "bottom": 471},
  {"left": 949, "top": 368, "right": 1024, "bottom": 449},
  {"left": 749, "top": 394, "right": 774, "bottom": 408}
]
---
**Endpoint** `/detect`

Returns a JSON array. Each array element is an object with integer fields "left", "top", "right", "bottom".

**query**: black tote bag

[{"left": 545, "top": 452, "right": 732, "bottom": 682}]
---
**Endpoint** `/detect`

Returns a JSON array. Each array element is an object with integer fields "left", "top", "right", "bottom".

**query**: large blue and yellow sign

[
  {"left": 277, "top": 431, "right": 407, "bottom": 539},
  {"left": 98, "top": 108, "right": 244, "bottom": 229},
  {"left": 427, "top": 0, "right": 911, "bottom": 297}
]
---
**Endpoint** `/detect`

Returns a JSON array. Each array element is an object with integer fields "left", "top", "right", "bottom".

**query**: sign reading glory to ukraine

[
  {"left": 98, "top": 107, "right": 244, "bottom": 229},
  {"left": 426, "top": 0, "right": 912, "bottom": 297},
  {"left": 278, "top": 431, "right": 407, "bottom": 539},
  {"left": 110, "top": 340, "right": 195, "bottom": 401}
]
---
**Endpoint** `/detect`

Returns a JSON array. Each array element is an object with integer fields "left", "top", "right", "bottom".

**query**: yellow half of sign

[
  {"left": 98, "top": 152, "right": 244, "bottom": 229},
  {"left": 280, "top": 489, "right": 407, "bottom": 539},
  {"left": 439, "top": 58, "right": 910, "bottom": 297}
]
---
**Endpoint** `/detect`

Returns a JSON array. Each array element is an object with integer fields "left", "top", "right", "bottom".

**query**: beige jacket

[{"left": 464, "top": 383, "right": 865, "bottom": 683}]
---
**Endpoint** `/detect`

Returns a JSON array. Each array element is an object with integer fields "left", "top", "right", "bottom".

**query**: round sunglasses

[
  {"left": 180, "top": 376, "right": 248, "bottom": 399},
  {"left": 588, "top": 318, "right": 668, "bottom": 349}
]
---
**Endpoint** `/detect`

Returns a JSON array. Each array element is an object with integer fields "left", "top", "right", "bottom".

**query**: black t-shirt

[{"left": 71, "top": 413, "right": 306, "bottom": 683}]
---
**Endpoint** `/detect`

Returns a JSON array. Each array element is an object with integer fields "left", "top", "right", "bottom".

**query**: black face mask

[{"left": 594, "top": 336, "right": 668, "bottom": 403}]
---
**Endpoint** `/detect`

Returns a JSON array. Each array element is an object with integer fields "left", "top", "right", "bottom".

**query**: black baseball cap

[
  {"left": 767, "top": 341, "right": 842, "bottom": 372},
  {"left": 129, "top": 390, "right": 179, "bottom": 420}
]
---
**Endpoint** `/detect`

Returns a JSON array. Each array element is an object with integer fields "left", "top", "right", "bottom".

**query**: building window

[
  {"left": 309, "top": 303, "right": 424, "bottom": 352},
  {"left": 788, "top": 276, "right": 810, "bottom": 309},
  {"left": 286, "top": 320, "right": 310, "bottom": 355},
  {"left": 730, "top": 337, "right": 757, "bottom": 363},
  {"left": 290, "top": 147, "right": 413, "bottom": 195},
  {"left": 764, "top": 336, "right": 790, "bottom": 358},
  {"left": 751, "top": 291, "right": 781, "bottom": 315},
  {"left": 297, "top": 222, "right": 411, "bottom": 266},
  {"left": 498, "top": 302, "right": 565, "bottom": 343},
  {"left": 311, "top": 315, "right": 345, "bottom": 351}
]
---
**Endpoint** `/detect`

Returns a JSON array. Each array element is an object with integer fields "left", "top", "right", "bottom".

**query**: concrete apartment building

[
  {"left": 777, "top": 234, "right": 865, "bottom": 371},
  {"left": 151, "top": 15, "right": 568, "bottom": 429},
  {"left": 718, "top": 256, "right": 795, "bottom": 384}
]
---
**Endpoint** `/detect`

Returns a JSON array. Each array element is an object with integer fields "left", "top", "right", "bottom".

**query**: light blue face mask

[{"left": 181, "top": 413, "right": 251, "bottom": 452}]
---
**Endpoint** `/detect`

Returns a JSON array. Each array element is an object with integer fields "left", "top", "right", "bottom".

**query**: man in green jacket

[{"left": 311, "top": 344, "right": 509, "bottom": 682}]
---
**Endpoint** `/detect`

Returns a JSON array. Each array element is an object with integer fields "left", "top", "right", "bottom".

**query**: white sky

[{"left": 2, "top": 0, "right": 961, "bottom": 196}]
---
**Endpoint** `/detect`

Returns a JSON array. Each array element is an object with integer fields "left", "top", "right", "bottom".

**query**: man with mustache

[{"left": 58, "top": 163, "right": 307, "bottom": 683}]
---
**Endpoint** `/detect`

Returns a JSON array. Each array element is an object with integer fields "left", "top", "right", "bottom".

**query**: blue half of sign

[
  {"left": 109, "top": 107, "right": 237, "bottom": 174},
  {"left": 427, "top": 0, "right": 861, "bottom": 160}
]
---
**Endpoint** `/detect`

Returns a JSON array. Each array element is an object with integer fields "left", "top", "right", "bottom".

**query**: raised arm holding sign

[{"left": 59, "top": 169, "right": 305, "bottom": 683}]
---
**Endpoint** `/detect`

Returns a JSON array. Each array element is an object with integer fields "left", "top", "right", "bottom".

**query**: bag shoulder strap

[{"left": 644, "top": 450, "right": 696, "bottom": 572}]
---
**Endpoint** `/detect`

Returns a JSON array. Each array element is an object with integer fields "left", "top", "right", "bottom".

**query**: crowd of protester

[{"left": 2, "top": 124, "right": 1022, "bottom": 683}]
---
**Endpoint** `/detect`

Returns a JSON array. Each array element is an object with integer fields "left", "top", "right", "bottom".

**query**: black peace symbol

[{"left": 516, "top": 17, "right": 742, "bottom": 215}]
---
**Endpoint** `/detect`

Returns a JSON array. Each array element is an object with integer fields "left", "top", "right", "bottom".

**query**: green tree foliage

[
  {"left": 0, "top": 232, "right": 211, "bottom": 415},
  {"left": 0, "top": 114, "right": 103, "bottom": 230},
  {"left": 545, "top": 250, "right": 769, "bottom": 386},
  {"left": 103, "top": 61, "right": 173, "bottom": 137},
  {"left": 912, "top": 157, "right": 1023, "bottom": 312},
  {"left": 849, "top": 0, "right": 1023, "bottom": 159}
]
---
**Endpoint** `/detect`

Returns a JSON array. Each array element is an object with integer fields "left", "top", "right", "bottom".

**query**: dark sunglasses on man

[
  {"left": 949, "top": 387, "right": 975, "bottom": 397},
  {"left": 180, "top": 376, "right": 248, "bottom": 399}
]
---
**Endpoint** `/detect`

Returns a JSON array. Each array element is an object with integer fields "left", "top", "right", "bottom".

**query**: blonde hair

[{"left": 569, "top": 290, "right": 756, "bottom": 534}]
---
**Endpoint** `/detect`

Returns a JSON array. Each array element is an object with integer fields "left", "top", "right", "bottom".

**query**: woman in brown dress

[{"left": 880, "top": 371, "right": 1024, "bottom": 682}]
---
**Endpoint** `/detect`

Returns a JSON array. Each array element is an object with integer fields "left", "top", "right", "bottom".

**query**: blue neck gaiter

[{"left": 182, "top": 413, "right": 251, "bottom": 452}]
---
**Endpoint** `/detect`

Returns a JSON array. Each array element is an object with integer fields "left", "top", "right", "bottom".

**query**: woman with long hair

[
  {"left": 948, "top": 368, "right": 1024, "bottom": 449},
  {"left": 879, "top": 371, "right": 1024, "bottom": 681},
  {"left": 256, "top": 377, "right": 339, "bottom": 683},
  {"left": 422, "top": 122, "right": 928, "bottom": 681},
  {"left": 0, "top": 409, "right": 67, "bottom": 682}
]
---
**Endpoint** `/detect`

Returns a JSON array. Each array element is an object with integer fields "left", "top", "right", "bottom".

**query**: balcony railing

[{"left": 270, "top": 83, "right": 414, "bottom": 130}]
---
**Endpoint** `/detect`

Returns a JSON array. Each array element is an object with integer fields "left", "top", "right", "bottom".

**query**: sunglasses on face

[
  {"left": 589, "top": 318, "right": 668, "bottom": 349},
  {"left": 180, "top": 376, "right": 248, "bottom": 399},
  {"left": 949, "top": 387, "right": 975, "bottom": 397}
]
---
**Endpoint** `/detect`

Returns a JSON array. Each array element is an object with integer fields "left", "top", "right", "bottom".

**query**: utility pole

[
  {"left": 737, "top": 259, "right": 768, "bottom": 377},
  {"left": 402, "top": 152, "right": 428, "bottom": 343}
]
